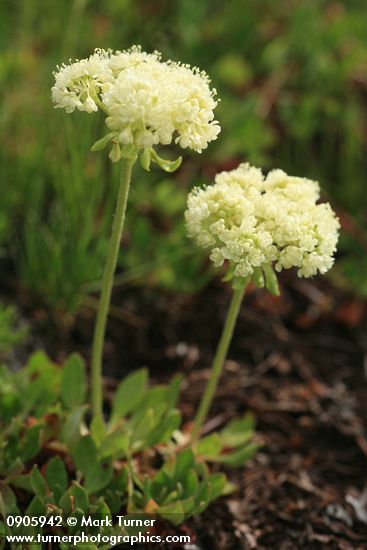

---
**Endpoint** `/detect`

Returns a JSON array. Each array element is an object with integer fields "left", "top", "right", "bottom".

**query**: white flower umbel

[
  {"left": 51, "top": 47, "right": 220, "bottom": 424},
  {"left": 189, "top": 163, "right": 340, "bottom": 442},
  {"left": 185, "top": 163, "right": 340, "bottom": 283},
  {"left": 52, "top": 46, "right": 220, "bottom": 166}
]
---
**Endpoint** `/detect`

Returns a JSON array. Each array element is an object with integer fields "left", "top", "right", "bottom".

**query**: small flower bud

[{"left": 109, "top": 142, "right": 121, "bottom": 163}]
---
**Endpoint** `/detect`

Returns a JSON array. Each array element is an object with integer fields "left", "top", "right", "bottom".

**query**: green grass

[{"left": 1, "top": 0, "right": 366, "bottom": 315}]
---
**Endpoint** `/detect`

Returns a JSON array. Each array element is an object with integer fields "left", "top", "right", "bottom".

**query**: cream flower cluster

[
  {"left": 185, "top": 164, "right": 340, "bottom": 279},
  {"left": 52, "top": 46, "right": 220, "bottom": 156}
]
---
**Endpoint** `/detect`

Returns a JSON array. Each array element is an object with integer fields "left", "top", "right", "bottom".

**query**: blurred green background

[{"left": 0, "top": 0, "right": 366, "bottom": 319}]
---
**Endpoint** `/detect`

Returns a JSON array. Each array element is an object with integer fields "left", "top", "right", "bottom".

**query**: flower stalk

[
  {"left": 191, "top": 279, "right": 248, "bottom": 442},
  {"left": 186, "top": 162, "right": 339, "bottom": 442},
  {"left": 91, "top": 158, "right": 135, "bottom": 420},
  {"left": 52, "top": 46, "right": 221, "bottom": 422}
]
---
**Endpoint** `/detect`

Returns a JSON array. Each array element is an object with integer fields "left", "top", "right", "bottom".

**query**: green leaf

[
  {"left": 138, "top": 386, "right": 168, "bottom": 409},
  {"left": 59, "top": 483, "right": 89, "bottom": 514},
  {"left": 194, "top": 481, "right": 211, "bottom": 514},
  {"left": 95, "top": 499, "right": 112, "bottom": 520},
  {"left": 45, "top": 456, "right": 68, "bottom": 495},
  {"left": 99, "top": 429, "right": 129, "bottom": 459},
  {"left": 139, "top": 410, "right": 181, "bottom": 449},
  {"left": 12, "top": 473, "right": 32, "bottom": 492},
  {"left": 157, "top": 501, "right": 185, "bottom": 525},
  {"left": 181, "top": 496, "right": 196, "bottom": 515},
  {"left": 0, "top": 483, "right": 16, "bottom": 514},
  {"left": 24, "top": 352, "right": 61, "bottom": 414},
  {"left": 166, "top": 374, "right": 183, "bottom": 410},
  {"left": 26, "top": 350, "right": 53, "bottom": 373},
  {"left": 212, "top": 442, "right": 261, "bottom": 467},
  {"left": 132, "top": 409, "right": 181, "bottom": 451},
  {"left": 175, "top": 449, "right": 195, "bottom": 480},
  {"left": 21, "top": 425, "right": 42, "bottom": 461},
  {"left": 111, "top": 368, "right": 147, "bottom": 423},
  {"left": 151, "top": 150, "right": 182, "bottom": 173},
  {"left": 181, "top": 470, "right": 199, "bottom": 499},
  {"left": 140, "top": 148, "right": 151, "bottom": 171},
  {"left": 4, "top": 457, "right": 24, "bottom": 481},
  {"left": 197, "top": 433, "right": 223, "bottom": 457},
  {"left": 61, "top": 353, "right": 87, "bottom": 409},
  {"left": 84, "top": 460, "right": 113, "bottom": 494},
  {"left": 263, "top": 264, "right": 280, "bottom": 296},
  {"left": 0, "top": 392, "right": 22, "bottom": 424},
  {"left": 221, "top": 481, "right": 237, "bottom": 496},
  {"left": 66, "top": 508, "right": 84, "bottom": 536},
  {"left": 90, "top": 414, "right": 107, "bottom": 446},
  {"left": 222, "top": 413, "right": 255, "bottom": 434},
  {"left": 26, "top": 495, "right": 46, "bottom": 516},
  {"left": 61, "top": 405, "right": 88, "bottom": 450},
  {"left": 90, "top": 132, "right": 116, "bottom": 152},
  {"left": 31, "top": 466, "right": 47, "bottom": 497},
  {"left": 103, "top": 466, "right": 129, "bottom": 514},
  {"left": 72, "top": 436, "right": 97, "bottom": 476},
  {"left": 207, "top": 473, "right": 226, "bottom": 501},
  {"left": 128, "top": 386, "right": 169, "bottom": 432},
  {"left": 219, "top": 413, "right": 256, "bottom": 448},
  {"left": 151, "top": 468, "right": 173, "bottom": 502},
  {"left": 195, "top": 461, "right": 210, "bottom": 479},
  {"left": 130, "top": 407, "right": 157, "bottom": 447}
]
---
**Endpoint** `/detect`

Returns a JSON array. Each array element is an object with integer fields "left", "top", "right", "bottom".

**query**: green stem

[
  {"left": 191, "top": 281, "right": 247, "bottom": 442},
  {"left": 91, "top": 158, "right": 135, "bottom": 420}
]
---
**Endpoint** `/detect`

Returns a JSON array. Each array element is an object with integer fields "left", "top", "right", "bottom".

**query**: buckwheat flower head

[
  {"left": 52, "top": 46, "right": 220, "bottom": 164},
  {"left": 185, "top": 163, "right": 340, "bottom": 280}
]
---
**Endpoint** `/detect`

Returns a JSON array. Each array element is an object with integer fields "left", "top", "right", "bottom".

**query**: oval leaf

[
  {"left": 91, "top": 132, "right": 116, "bottom": 152},
  {"left": 45, "top": 456, "right": 68, "bottom": 495},
  {"left": 61, "top": 353, "right": 87, "bottom": 409},
  {"left": 111, "top": 368, "right": 148, "bottom": 424}
]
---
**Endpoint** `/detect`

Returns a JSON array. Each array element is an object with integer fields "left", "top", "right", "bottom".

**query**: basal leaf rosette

[
  {"left": 52, "top": 46, "right": 220, "bottom": 171},
  {"left": 185, "top": 163, "right": 340, "bottom": 294}
]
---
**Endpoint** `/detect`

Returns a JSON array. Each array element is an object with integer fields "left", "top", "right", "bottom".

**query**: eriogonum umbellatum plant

[
  {"left": 186, "top": 163, "right": 340, "bottom": 440},
  {"left": 52, "top": 47, "right": 340, "bottom": 462},
  {"left": 52, "top": 46, "right": 220, "bottom": 422}
]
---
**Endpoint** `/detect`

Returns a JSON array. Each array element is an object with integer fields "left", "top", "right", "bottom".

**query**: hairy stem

[
  {"left": 191, "top": 281, "right": 247, "bottom": 442},
  {"left": 91, "top": 158, "right": 135, "bottom": 420}
]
